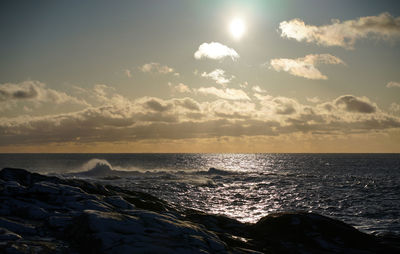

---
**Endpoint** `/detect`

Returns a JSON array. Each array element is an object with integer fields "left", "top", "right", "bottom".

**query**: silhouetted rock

[
  {"left": 249, "top": 212, "right": 396, "bottom": 253},
  {"left": 0, "top": 168, "right": 399, "bottom": 254}
]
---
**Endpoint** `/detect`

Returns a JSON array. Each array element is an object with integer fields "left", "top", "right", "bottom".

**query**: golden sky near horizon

[{"left": 0, "top": 0, "right": 400, "bottom": 153}]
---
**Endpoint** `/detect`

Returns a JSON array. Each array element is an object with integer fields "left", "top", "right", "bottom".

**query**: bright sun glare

[{"left": 230, "top": 18, "right": 245, "bottom": 39}]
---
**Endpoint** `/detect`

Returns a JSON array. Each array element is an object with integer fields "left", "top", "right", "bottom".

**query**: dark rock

[
  {"left": 0, "top": 218, "right": 36, "bottom": 236},
  {"left": 0, "top": 168, "right": 61, "bottom": 187},
  {"left": 249, "top": 212, "right": 398, "bottom": 253},
  {"left": 0, "top": 228, "right": 21, "bottom": 241}
]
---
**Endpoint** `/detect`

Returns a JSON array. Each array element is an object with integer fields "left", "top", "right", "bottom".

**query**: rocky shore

[{"left": 0, "top": 167, "right": 399, "bottom": 253}]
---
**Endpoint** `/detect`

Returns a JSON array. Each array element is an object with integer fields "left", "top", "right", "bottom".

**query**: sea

[{"left": 0, "top": 153, "right": 399, "bottom": 236}]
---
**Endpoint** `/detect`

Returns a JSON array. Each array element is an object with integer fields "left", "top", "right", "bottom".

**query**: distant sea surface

[{"left": 1, "top": 153, "right": 399, "bottom": 236}]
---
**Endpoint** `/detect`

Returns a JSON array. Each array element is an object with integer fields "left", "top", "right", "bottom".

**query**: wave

[
  {"left": 66, "top": 159, "right": 238, "bottom": 180},
  {"left": 196, "top": 167, "right": 235, "bottom": 176},
  {"left": 67, "top": 159, "right": 188, "bottom": 178},
  {"left": 68, "top": 159, "right": 125, "bottom": 178}
]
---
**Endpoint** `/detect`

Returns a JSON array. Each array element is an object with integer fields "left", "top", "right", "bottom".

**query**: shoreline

[{"left": 0, "top": 167, "right": 399, "bottom": 253}]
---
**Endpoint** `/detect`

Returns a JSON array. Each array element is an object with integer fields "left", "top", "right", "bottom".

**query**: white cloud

[
  {"left": 252, "top": 86, "right": 266, "bottom": 93},
  {"left": 92, "top": 84, "right": 116, "bottom": 103},
  {"left": 239, "top": 81, "right": 249, "bottom": 88},
  {"left": 169, "top": 82, "right": 192, "bottom": 93},
  {"left": 307, "top": 97, "right": 321, "bottom": 103},
  {"left": 194, "top": 42, "right": 239, "bottom": 60},
  {"left": 270, "top": 54, "right": 345, "bottom": 80},
  {"left": 139, "top": 62, "right": 179, "bottom": 75},
  {"left": 197, "top": 87, "right": 250, "bottom": 101},
  {"left": 386, "top": 81, "right": 400, "bottom": 88},
  {"left": 279, "top": 12, "right": 400, "bottom": 49},
  {"left": 201, "top": 69, "right": 233, "bottom": 86}
]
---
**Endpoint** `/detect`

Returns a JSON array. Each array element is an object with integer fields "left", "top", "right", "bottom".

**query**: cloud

[
  {"left": 334, "top": 95, "right": 376, "bottom": 113},
  {"left": 209, "top": 100, "right": 256, "bottom": 119},
  {"left": 91, "top": 84, "right": 118, "bottom": 104},
  {"left": 173, "top": 97, "right": 201, "bottom": 111},
  {"left": 239, "top": 81, "right": 249, "bottom": 88},
  {"left": 1, "top": 87, "right": 399, "bottom": 147},
  {"left": 386, "top": 81, "right": 400, "bottom": 88},
  {"left": 255, "top": 94, "right": 300, "bottom": 115},
  {"left": 139, "top": 62, "right": 179, "bottom": 75},
  {"left": 197, "top": 87, "right": 250, "bottom": 101},
  {"left": 144, "top": 98, "right": 172, "bottom": 112},
  {"left": 270, "top": 54, "right": 345, "bottom": 80},
  {"left": 279, "top": 12, "right": 400, "bottom": 49},
  {"left": 252, "top": 86, "right": 266, "bottom": 93},
  {"left": 135, "top": 97, "right": 201, "bottom": 115},
  {"left": 273, "top": 97, "right": 298, "bottom": 115},
  {"left": 0, "top": 82, "right": 37, "bottom": 101},
  {"left": 0, "top": 81, "right": 87, "bottom": 106},
  {"left": 169, "top": 82, "right": 192, "bottom": 93},
  {"left": 0, "top": 94, "right": 207, "bottom": 145},
  {"left": 201, "top": 69, "right": 233, "bottom": 86},
  {"left": 194, "top": 42, "right": 239, "bottom": 60},
  {"left": 389, "top": 103, "right": 400, "bottom": 113},
  {"left": 307, "top": 97, "right": 321, "bottom": 103},
  {"left": 124, "top": 69, "right": 132, "bottom": 78}
]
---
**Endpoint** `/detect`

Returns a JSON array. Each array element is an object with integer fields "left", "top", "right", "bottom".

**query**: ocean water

[{"left": 1, "top": 153, "right": 399, "bottom": 236}]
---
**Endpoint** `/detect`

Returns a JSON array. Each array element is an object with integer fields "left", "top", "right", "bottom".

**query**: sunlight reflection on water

[
  {"left": 1, "top": 153, "right": 399, "bottom": 235},
  {"left": 117, "top": 154, "right": 400, "bottom": 235}
]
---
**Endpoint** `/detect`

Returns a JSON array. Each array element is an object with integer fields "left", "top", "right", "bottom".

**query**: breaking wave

[
  {"left": 68, "top": 158, "right": 237, "bottom": 179},
  {"left": 196, "top": 167, "right": 236, "bottom": 176},
  {"left": 68, "top": 159, "right": 118, "bottom": 177}
]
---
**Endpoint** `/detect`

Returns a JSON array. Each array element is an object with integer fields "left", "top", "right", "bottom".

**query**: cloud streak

[
  {"left": 194, "top": 42, "right": 239, "bottom": 60},
  {"left": 270, "top": 54, "right": 344, "bottom": 80},
  {"left": 279, "top": 12, "right": 400, "bottom": 49},
  {"left": 386, "top": 81, "right": 400, "bottom": 88},
  {"left": 139, "top": 62, "right": 179, "bottom": 75}
]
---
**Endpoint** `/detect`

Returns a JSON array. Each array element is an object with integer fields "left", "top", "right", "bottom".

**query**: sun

[{"left": 230, "top": 18, "right": 245, "bottom": 39}]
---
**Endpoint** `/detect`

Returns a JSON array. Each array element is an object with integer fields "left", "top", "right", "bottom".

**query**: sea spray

[{"left": 71, "top": 158, "right": 114, "bottom": 177}]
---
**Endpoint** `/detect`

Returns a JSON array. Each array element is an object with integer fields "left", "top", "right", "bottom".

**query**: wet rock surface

[{"left": 0, "top": 168, "right": 399, "bottom": 254}]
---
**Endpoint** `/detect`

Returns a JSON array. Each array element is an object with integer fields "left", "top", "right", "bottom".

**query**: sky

[{"left": 0, "top": 0, "right": 400, "bottom": 153}]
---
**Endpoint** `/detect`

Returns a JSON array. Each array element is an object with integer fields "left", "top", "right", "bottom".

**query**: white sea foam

[{"left": 68, "top": 159, "right": 113, "bottom": 175}]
